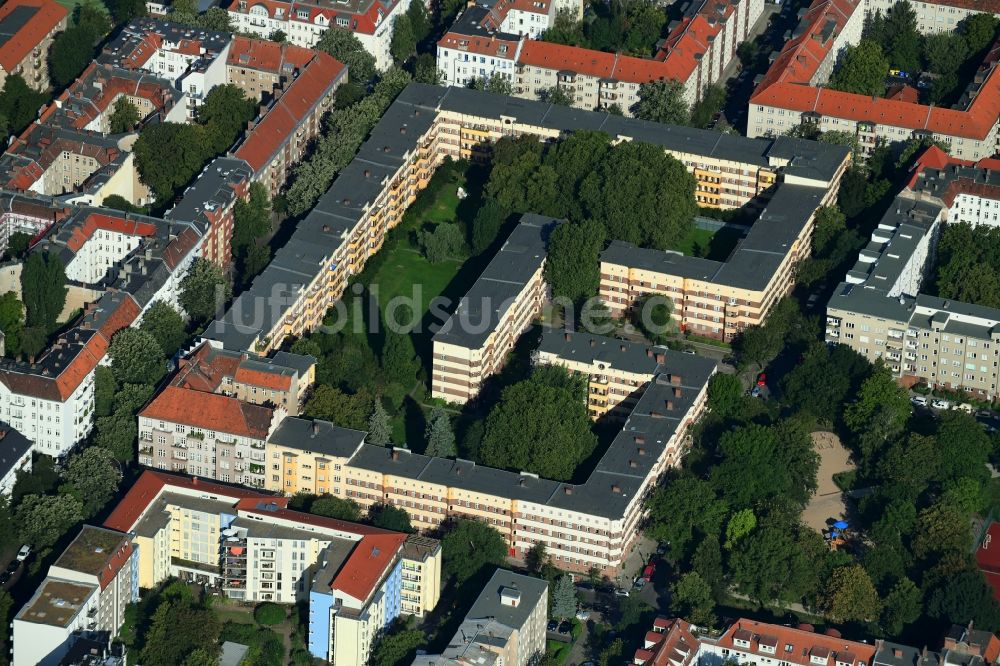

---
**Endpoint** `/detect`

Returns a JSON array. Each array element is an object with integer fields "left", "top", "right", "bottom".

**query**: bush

[{"left": 254, "top": 602, "right": 286, "bottom": 626}]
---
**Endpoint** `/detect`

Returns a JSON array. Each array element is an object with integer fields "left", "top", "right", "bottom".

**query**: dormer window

[{"left": 734, "top": 639, "right": 750, "bottom": 649}]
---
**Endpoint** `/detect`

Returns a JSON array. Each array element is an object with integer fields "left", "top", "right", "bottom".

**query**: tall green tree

[
  {"left": 843, "top": 364, "right": 911, "bottom": 456},
  {"left": 21, "top": 251, "right": 67, "bottom": 332},
  {"left": 0, "top": 291, "right": 24, "bottom": 357},
  {"left": 442, "top": 519, "right": 508, "bottom": 584},
  {"left": 311, "top": 496, "right": 362, "bottom": 521},
  {"left": 140, "top": 600, "right": 221, "bottom": 666},
  {"left": 390, "top": 14, "right": 416, "bottom": 63},
  {"left": 545, "top": 219, "right": 605, "bottom": 307},
  {"left": 16, "top": 493, "right": 84, "bottom": 549},
  {"left": 819, "top": 565, "right": 882, "bottom": 623},
  {"left": 632, "top": 79, "right": 690, "bottom": 125},
  {"left": 108, "top": 0, "right": 146, "bottom": 24},
  {"left": 109, "top": 328, "right": 166, "bottom": 386},
  {"left": 370, "top": 503, "right": 414, "bottom": 532},
  {"left": 179, "top": 258, "right": 230, "bottom": 323},
  {"left": 424, "top": 407, "right": 456, "bottom": 458},
  {"left": 60, "top": 447, "right": 121, "bottom": 518},
  {"left": 304, "top": 386, "right": 372, "bottom": 430},
  {"left": 646, "top": 476, "right": 727, "bottom": 561},
  {"left": 671, "top": 572, "right": 716, "bottom": 627},
  {"left": 140, "top": 301, "right": 187, "bottom": 358},
  {"left": 880, "top": 577, "right": 923, "bottom": 636},
  {"left": 367, "top": 401, "right": 392, "bottom": 446},
  {"left": 134, "top": 123, "right": 210, "bottom": 202},
  {"left": 829, "top": 39, "right": 890, "bottom": 96},
  {"left": 317, "top": 28, "right": 377, "bottom": 83},
  {"left": 372, "top": 629, "right": 426, "bottom": 666},
  {"left": 381, "top": 329, "right": 419, "bottom": 386},
  {"left": 197, "top": 84, "right": 257, "bottom": 155},
  {"left": 109, "top": 96, "right": 142, "bottom": 133},
  {"left": 469, "top": 199, "right": 508, "bottom": 255},
  {"left": 882, "top": 1, "right": 922, "bottom": 72},
  {"left": 552, "top": 574, "right": 578, "bottom": 619},
  {"left": 0, "top": 75, "right": 47, "bottom": 135}
]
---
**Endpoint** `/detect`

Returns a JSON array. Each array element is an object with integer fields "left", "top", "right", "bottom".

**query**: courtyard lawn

[
  {"left": 55, "top": 0, "right": 109, "bottom": 15},
  {"left": 371, "top": 249, "right": 463, "bottom": 323},
  {"left": 674, "top": 224, "right": 745, "bottom": 261}
]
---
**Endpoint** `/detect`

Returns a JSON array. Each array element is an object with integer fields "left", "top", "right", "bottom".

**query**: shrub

[{"left": 254, "top": 602, "right": 286, "bottom": 626}]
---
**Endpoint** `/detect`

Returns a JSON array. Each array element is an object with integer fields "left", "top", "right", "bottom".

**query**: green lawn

[
  {"left": 55, "top": 0, "right": 109, "bottom": 15},
  {"left": 372, "top": 249, "right": 463, "bottom": 322},
  {"left": 673, "top": 225, "right": 745, "bottom": 261}
]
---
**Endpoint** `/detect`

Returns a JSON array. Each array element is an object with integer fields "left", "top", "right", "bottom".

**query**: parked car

[
  {"left": 16, "top": 545, "right": 31, "bottom": 562},
  {"left": 0, "top": 571, "right": 9, "bottom": 586},
  {"left": 547, "top": 620, "right": 559, "bottom": 632},
  {"left": 956, "top": 403, "right": 975, "bottom": 414},
  {"left": 614, "top": 588, "right": 630, "bottom": 597},
  {"left": 642, "top": 563, "right": 656, "bottom": 581},
  {"left": 558, "top": 621, "right": 572, "bottom": 634},
  {"left": 756, "top": 373, "right": 767, "bottom": 387},
  {"left": 931, "top": 399, "right": 951, "bottom": 410},
  {"left": 751, "top": 386, "right": 763, "bottom": 398},
  {"left": 633, "top": 577, "right": 646, "bottom": 590},
  {"left": 6, "top": 561, "right": 18, "bottom": 574},
  {"left": 656, "top": 542, "right": 669, "bottom": 556},
  {"left": 910, "top": 395, "right": 928, "bottom": 406},
  {"left": 576, "top": 610, "right": 592, "bottom": 621}
]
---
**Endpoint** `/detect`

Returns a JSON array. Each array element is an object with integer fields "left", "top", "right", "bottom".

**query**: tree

[
  {"left": 370, "top": 503, "right": 413, "bottom": 532},
  {"left": 109, "top": 96, "right": 142, "bottom": 133},
  {"left": 545, "top": 219, "right": 605, "bottom": 307},
  {"left": 424, "top": 407, "right": 456, "bottom": 458},
  {"left": 317, "top": 28, "right": 377, "bottom": 83},
  {"left": 470, "top": 199, "right": 507, "bottom": 255},
  {"left": 882, "top": 1, "right": 921, "bottom": 73},
  {"left": 724, "top": 509, "right": 756, "bottom": 549},
  {"left": 552, "top": 575, "right": 577, "bottom": 619},
  {"left": 671, "top": 572, "right": 716, "bottom": 627},
  {"left": 936, "top": 410, "right": 992, "bottom": 485},
  {"left": 198, "top": 7, "right": 232, "bottom": 31},
  {"left": 49, "top": 22, "right": 102, "bottom": 89},
  {"left": 707, "top": 374, "right": 743, "bottom": 419},
  {"left": 480, "top": 367, "right": 597, "bottom": 481},
  {"left": 471, "top": 73, "right": 513, "bottom": 95},
  {"left": 4, "top": 232, "right": 31, "bottom": 259},
  {"left": 109, "top": 328, "right": 166, "bottom": 386},
  {"left": 94, "top": 411, "right": 139, "bottom": 459},
  {"left": 61, "top": 447, "right": 120, "bottom": 518},
  {"left": 526, "top": 542, "right": 547, "bottom": 573},
  {"left": 373, "top": 629, "right": 426, "bottom": 666},
  {"left": 843, "top": 364, "right": 910, "bottom": 456},
  {"left": 881, "top": 577, "right": 922, "bottom": 636},
  {"left": 179, "top": 258, "right": 230, "bottom": 323},
  {"left": 254, "top": 602, "right": 285, "bottom": 625},
  {"left": 412, "top": 53, "right": 440, "bottom": 84},
  {"left": 912, "top": 502, "right": 970, "bottom": 562},
  {"left": 632, "top": 79, "right": 689, "bottom": 125},
  {"left": 633, "top": 294, "right": 673, "bottom": 345},
  {"left": 646, "top": 476, "right": 727, "bottom": 561},
  {"left": 304, "top": 385, "right": 371, "bottom": 430},
  {"left": 728, "top": 519, "right": 825, "bottom": 605},
  {"left": 16, "top": 493, "right": 84, "bottom": 549},
  {"left": 541, "top": 86, "right": 573, "bottom": 106},
  {"left": 0, "top": 75, "right": 47, "bottom": 135},
  {"left": 0, "top": 291, "right": 23, "bottom": 356},
  {"left": 233, "top": 182, "right": 271, "bottom": 252},
  {"left": 923, "top": 32, "right": 968, "bottom": 103},
  {"left": 442, "top": 519, "right": 508, "bottom": 584},
  {"left": 311, "top": 496, "right": 362, "bottom": 522},
  {"left": 140, "top": 301, "right": 187, "bottom": 358},
  {"left": 197, "top": 84, "right": 257, "bottom": 155},
  {"left": 829, "top": 39, "right": 890, "bottom": 96},
  {"left": 926, "top": 571, "right": 1000, "bottom": 629},
  {"left": 381, "top": 329, "right": 418, "bottom": 386},
  {"left": 140, "top": 600, "right": 221, "bottom": 666},
  {"left": 94, "top": 366, "right": 117, "bottom": 417},
  {"left": 420, "top": 223, "right": 466, "bottom": 263},
  {"left": 367, "top": 401, "right": 392, "bottom": 446},
  {"left": 0, "top": 589, "right": 12, "bottom": 650},
  {"left": 108, "top": 0, "right": 146, "bottom": 23},
  {"left": 691, "top": 535, "right": 725, "bottom": 600},
  {"left": 406, "top": 1, "right": 431, "bottom": 44},
  {"left": 21, "top": 251, "right": 66, "bottom": 331},
  {"left": 960, "top": 13, "right": 1000, "bottom": 55},
  {"left": 689, "top": 84, "right": 726, "bottom": 128},
  {"left": 819, "top": 565, "right": 882, "bottom": 623},
  {"left": 269, "top": 29, "right": 288, "bottom": 43},
  {"left": 391, "top": 14, "right": 416, "bottom": 63},
  {"left": 134, "top": 123, "right": 210, "bottom": 202}
]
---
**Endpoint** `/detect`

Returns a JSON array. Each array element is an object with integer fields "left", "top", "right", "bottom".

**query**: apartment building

[
  {"left": 600, "top": 176, "right": 843, "bottom": 341},
  {"left": 826, "top": 147, "right": 1000, "bottom": 399},
  {"left": 13, "top": 526, "right": 137, "bottom": 666},
  {"left": 400, "top": 535, "right": 441, "bottom": 617},
  {"left": 866, "top": 0, "right": 1000, "bottom": 34},
  {"left": 0, "top": 423, "right": 32, "bottom": 496},
  {"left": 0, "top": 0, "right": 68, "bottom": 91},
  {"left": 204, "top": 83, "right": 849, "bottom": 354},
  {"left": 0, "top": 202, "right": 207, "bottom": 456},
  {"left": 632, "top": 617, "right": 700, "bottom": 666},
  {"left": 413, "top": 569, "right": 548, "bottom": 666},
  {"left": 748, "top": 0, "right": 1000, "bottom": 159},
  {"left": 102, "top": 470, "right": 441, "bottom": 663},
  {"left": 167, "top": 157, "right": 253, "bottom": 268},
  {"left": 534, "top": 331, "right": 671, "bottom": 420},
  {"left": 262, "top": 339, "right": 714, "bottom": 575},
  {"left": 225, "top": 0, "right": 410, "bottom": 70},
  {"left": 431, "top": 214, "right": 556, "bottom": 403},
  {"left": 438, "top": 0, "right": 761, "bottom": 112}
]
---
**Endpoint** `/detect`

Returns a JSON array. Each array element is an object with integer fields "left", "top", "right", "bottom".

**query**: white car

[
  {"left": 955, "top": 403, "right": 975, "bottom": 414},
  {"left": 931, "top": 399, "right": 950, "bottom": 410},
  {"left": 16, "top": 545, "right": 30, "bottom": 562},
  {"left": 910, "top": 396, "right": 928, "bottom": 407}
]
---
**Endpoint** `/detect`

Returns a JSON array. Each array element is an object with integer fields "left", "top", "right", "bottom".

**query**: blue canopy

[{"left": 833, "top": 520, "right": 849, "bottom": 530}]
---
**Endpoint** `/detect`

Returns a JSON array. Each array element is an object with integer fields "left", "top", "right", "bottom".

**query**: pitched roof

[
  {"left": 716, "top": 619, "right": 877, "bottom": 666},
  {"left": 226, "top": 36, "right": 315, "bottom": 72},
  {"left": 330, "top": 533, "right": 406, "bottom": 602},
  {"left": 138, "top": 385, "right": 275, "bottom": 439},
  {"left": 0, "top": 0, "right": 67, "bottom": 71}
]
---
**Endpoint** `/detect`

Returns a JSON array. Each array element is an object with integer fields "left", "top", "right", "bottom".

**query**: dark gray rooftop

[
  {"left": 0, "top": 422, "right": 31, "bottom": 480},
  {"left": 0, "top": 6, "right": 42, "bottom": 50},
  {"left": 434, "top": 215, "right": 558, "bottom": 348},
  {"left": 464, "top": 568, "right": 548, "bottom": 630},
  {"left": 537, "top": 329, "right": 666, "bottom": 375},
  {"left": 167, "top": 157, "right": 253, "bottom": 228},
  {"left": 268, "top": 418, "right": 366, "bottom": 459}
]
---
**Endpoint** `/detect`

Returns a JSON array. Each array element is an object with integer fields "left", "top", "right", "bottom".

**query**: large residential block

[
  {"left": 262, "top": 339, "right": 715, "bottom": 575},
  {"left": 413, "top": 569, "right": 548, "bottom": 666},
  {"left": 438, "top": 0, "right": 762, "bottom": 112},
  {"left": 203, "top": 83, "right": 849, "bottom": 354},
  {"left": 0, "top": 200, "right": 207, "bottom": 456},
  {"left": 13, "top": 526, "right": 138, "bottom": 666},
  {"left": 826, "top": 147, "right": 1000, "bottom": 399},
  {"left": 225, "top": 0, "right": 411, "bottom": 70},
  {"left": 431, "top": 215, "right": 556, "bottom": 403},
  {"left": 748, "top": 0, "right": 1000, "bottom": 159},
  {"left": 101, "top": 471, "right": 441, "bottom": 663},
  {"left": 0, "top": 0, "right": 68, "bottom": 91}
]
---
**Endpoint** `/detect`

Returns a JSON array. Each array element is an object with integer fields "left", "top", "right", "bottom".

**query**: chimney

[
  {"left": 311, "top": 422, "right": 319, "bottom": 437},
  {"left": 670, "top": 374, "right": 682, "bottom": 385},
  {"left": 637, "top": 447, "right": 646, "bottom": 456},
  {"left": 392, "top": 450, "right": 400, "bottom": 461},
  {"left": 628, "top": 460, "right": 637, "bottom": 468},
  {"left": 646, "top": 348, "right": 653, "bottom": 358},
  {"left": 655, "top": 353, "right": 665, "bottom": 363},
  {"left": 673, "top": 387, "right": 682, "bottom": 398},
  {"left": 634, "top": 436, "right": 645, "bottom": 444},
  {"left": 564, "top": 331, "right": 571, "bottom": 341},
  {"left": 589, "top": 338, "right": 596, "bottom": 347},
  {"left": 563, "top": 486, "right": 572, "bottom": 495},
  {"left": 620, "top": 344, "right": 626, "bottom": 351},
  {"left": 665, "top": 400, "right": 674, "bottom": 410},
  {"left": 611, "top": 484, "right": 621, "bottom": 493}
]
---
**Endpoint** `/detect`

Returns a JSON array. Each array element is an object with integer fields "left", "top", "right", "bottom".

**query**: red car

[
  {"left": 757, "top": 373, "right": 767, "bottom": 387},
  {"left": 642, "top": 563, "right": 656, "bottom": 581}
]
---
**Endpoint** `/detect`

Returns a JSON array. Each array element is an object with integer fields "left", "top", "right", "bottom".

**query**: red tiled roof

[
  {"left": 331, "top": 533, "right": 406, "bottom": 602},
  {"left": 518, "top": 41, "right": 692, "bottom": 84},
  {"left": 635, "top": 618, "right": 699, "bottom": 666},
  {"left": 226, "top": 36, "right": 315, "bottom": 72},
  {"left": 887, "top": 84, "right": 920, "bottom": 103},
  {"left": 99, "top": 539, "right": 135, "bottom": 590},
  {"left": 103, "top": 470, "right": 266, "bottom": 532},
  {"left": 715, "top": 619, "right": 876, "bottom": 666},
  {"left": 0, "top": 0, "right": 67, "bottom": 71},
  {"left": 234, "top": 366, "right": 292, "bottom": 391},
  {"left": 234, "top": 50, "right": 344, "bottom": 171},
  {"left": 439, "top": 30, "right": 521, "bottom": 58},
  {"left": 139, "top": 385, "right": 275, "bottom": 439},
  {"left": 65, "top": 213, "right": 158, "bottom": 254}
]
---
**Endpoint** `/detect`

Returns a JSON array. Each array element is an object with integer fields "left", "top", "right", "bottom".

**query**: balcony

[
  {"left": 907, "top": 329, "right": 918, "bottom": 338},
  {"left": 906, "top": 340, "right": 918, "bottom": 350},
  {"left": 826, "top": 317, "right": 840, "bottom": 327}
]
